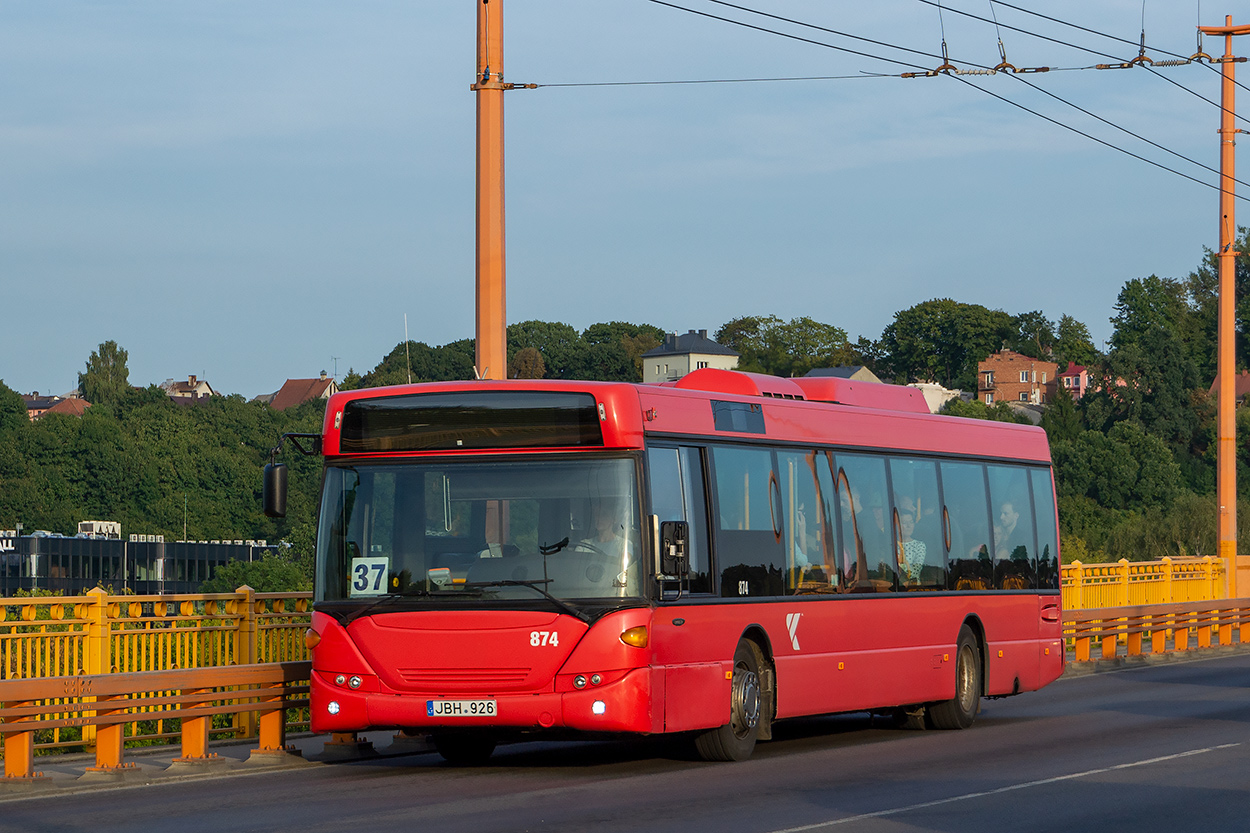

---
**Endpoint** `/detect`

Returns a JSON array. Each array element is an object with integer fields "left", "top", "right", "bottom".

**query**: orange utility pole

[
  {"left": 474, "top": 0, "right": 507, "bottom": 380},
  {"left": 1199, "top": 16, "right": 1249, "bottom": 598}
]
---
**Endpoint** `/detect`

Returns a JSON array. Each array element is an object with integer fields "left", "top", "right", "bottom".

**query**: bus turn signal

[{"left": 620, "top": 626, "right": 648, "bottom": 648}]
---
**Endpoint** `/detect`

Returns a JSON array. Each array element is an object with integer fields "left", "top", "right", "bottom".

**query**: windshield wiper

[
  {"left": 462, "top": 579, "right": 590, "bottom": 623},
  {"left": 336, "top": 586, "right": 448, "bottom": 627}
]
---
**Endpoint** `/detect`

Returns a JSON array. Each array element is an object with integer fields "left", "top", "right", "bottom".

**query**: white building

[{"left": 642, "top": 330, "right": 739, "bottom": 384}]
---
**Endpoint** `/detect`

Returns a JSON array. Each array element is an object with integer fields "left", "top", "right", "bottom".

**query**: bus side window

[
  {"left": 646, "top": 446, "right": 712, "bottom": 594},
  {"left": 777, "top": 450, "right": 828, "bottom": 594},
  {"left": 888, "top": 457, "right": 946, "bottom": 590},
  {"left": 1031, "top": 468, "right": 1060, "bottom": 589},
  {"left": 988, "top": 464, "right": 1036, "bottom": 590},
  {"left": 832, "top": 453, "right": 896, "bottom": 591},
  {"left": 941, "top": 462, "right": 993, "bottom": 591},
  {"left": 710, "top": 446, "right": 785, "bottom": 597}
]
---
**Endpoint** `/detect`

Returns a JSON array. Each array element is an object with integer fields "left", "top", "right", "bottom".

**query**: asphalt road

[{"left": 6, "top": 654, "right": 1250, "bottom": 833}]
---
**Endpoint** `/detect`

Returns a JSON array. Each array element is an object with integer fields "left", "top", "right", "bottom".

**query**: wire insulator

[
  {"left": 953, "top": 68, "right": 997, "bottom": 75},
  {"left": 1151, "top": 59, "right": 1191, "bottom": 67}
]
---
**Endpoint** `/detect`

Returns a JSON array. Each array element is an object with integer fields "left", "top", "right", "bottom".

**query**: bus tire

[
  {"left": 929, "top": 624, "right": 981, "bottom": 730},
  {"left": 432, "top": 732, "right": 497, "bottom": 766},
  {"left": 694, "top": 640, "right": 766, "bottom": 762}
]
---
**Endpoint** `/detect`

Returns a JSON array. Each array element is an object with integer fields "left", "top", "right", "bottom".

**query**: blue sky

[{"left": 0, "top": 2, "right": 1239, "bottom": 398}]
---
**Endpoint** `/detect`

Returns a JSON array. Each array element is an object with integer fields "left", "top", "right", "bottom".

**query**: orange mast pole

[
  {"left": 1199, "top": 17, "right": 1250, "bottom": 598},
  {"left": 475, "top": 0, "right": 507, "bottom": 380}
]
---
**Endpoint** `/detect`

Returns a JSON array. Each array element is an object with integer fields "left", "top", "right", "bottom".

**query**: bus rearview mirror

[{"left": 263, "top": 463, "right": 288, "bottom": 518}]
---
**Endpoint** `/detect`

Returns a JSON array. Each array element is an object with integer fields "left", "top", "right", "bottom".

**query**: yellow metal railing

[
  {"left": 1064, "top": 600, "right": 1250, "bottom": 663},
  {"left": 0, "top": 586, "right": 311, "bottom": 753},
  {"left": 1061, "top": 557, "right": 1226, "bottom": 610}
]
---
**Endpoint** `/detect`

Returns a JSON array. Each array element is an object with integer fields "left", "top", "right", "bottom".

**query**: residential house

[
  {"left": 161, "top": 375, "right": 217, "bottom": 403},
  {"left": 907, "top": 381, "right": 964, "bottom": 414},
  {"left": 41, "top": 398, "right": 90, "bottom": 418},
  {"left": 1208, "top": 369, "right": 1250, "bottom": 406},
  {"left": 1058, "top": 362, "right": 1090, "bottom": 400},
  {"left": 642, "top": 330, "right": 739, "bottom": 384},
  {"left": 269, "top": 372, "right": 339, "bottom": 410},
  {"left": 977, "top": 350, "right": 1058, "bottom": 406},
  {"left": 805, "top": 366, "right": 883, "bottom": 384},
  {"left": 20, "top": 392, "right": 61, "bottom": 421}
]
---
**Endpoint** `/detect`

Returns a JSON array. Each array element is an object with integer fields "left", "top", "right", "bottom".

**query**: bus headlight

[{"left": 327, "top": 701, "right": 341, "bottom": 715}]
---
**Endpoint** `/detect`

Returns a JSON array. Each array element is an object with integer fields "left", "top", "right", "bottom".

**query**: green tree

[
  {"left": 1007, "top": 310, "right": 1055, "bottom": 359},
  {"left": 1039, "top": 381, "right": 1082, "bottom": 443},
  {"left": 940, "top": 398, "right": 1033, "bottom": 424},
  {"left": 512, "top": 347, "right": 546, "bottom": 379},
  {"left": 1053, "top": 314, "right": 1099, "bottom": 369},
  {"left": 507, "top": 321, "right": 584, "bottom": 379},
  {"left": 0, "top": 380, "right": 28, "bottom": 433},
  {"left": 78, "top": 341, "right": 131, "bottom": 407},
  {"left": 880, "top": 299, "right": 1013, "bottom": 388},
  {"left": 1051, "top": 420, "right": 1181, "bottom": 511},
  {"left": 714, "top": 315, "right": 851, "bottom": 377},
  {"left": 201, "top": 552, "right": 312, "bottom": 593}
]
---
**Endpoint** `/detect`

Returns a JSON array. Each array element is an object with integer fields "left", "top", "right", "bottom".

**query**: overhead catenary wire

[
  {"left": 987, "top": 0, "right": 1250, "bottom": 101},
  {"left": 637, "top": 0, "right": 1249, "bottom": 202},
  {"left": 952, "top": 73, "right": 1248, "bottom": 202},
  {"left": 914, "top": 0, "right": 1249, "bottom": 125},
  {"left": 536, "top": 73, "right": 891, "bottom": 88}
]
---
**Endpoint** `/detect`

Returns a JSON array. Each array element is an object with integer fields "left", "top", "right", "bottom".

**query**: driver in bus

[
  {"left": 574, "top": 497, "right": 637, "bottom": 590},
  {"left": 574, "top": 497, "right": 637, "bottom": 558}
]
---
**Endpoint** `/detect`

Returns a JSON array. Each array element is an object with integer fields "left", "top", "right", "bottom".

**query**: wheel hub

[{"left": 731, "top": 667, "right": 761, "bottom": 735}]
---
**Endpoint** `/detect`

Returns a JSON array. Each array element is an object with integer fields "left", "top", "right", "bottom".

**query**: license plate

[{"left": 427, "top": 699, "right": 497, "bottom": 718}]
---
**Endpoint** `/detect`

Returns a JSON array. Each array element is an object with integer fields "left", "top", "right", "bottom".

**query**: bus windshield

[{"left": 315, "top": 457, "right": 643, "bottom": 604}]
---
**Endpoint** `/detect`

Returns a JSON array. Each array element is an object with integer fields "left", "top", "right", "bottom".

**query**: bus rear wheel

[
  {"left": 694, "top": 640, "right": 766, "bottom": 762},
  {"left": 929, "top": 624, "right": 981, "bottom": 730},
  {"left": 432, "top": 732, "right": 497, "bottom": 766}
]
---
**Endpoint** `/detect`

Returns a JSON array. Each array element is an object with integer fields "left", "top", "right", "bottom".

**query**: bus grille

[{"left": 396, "top": 667, "right": 532, "bottom": 691}]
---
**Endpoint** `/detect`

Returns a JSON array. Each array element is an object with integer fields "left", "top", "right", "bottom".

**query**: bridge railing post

[
  {"left": 80, "top": 587, "right": 112, "bottom": 749},
  {"left": 1069, "top": 561, "right": 1083, "bottom": 611},
  {"left": 236, "top": 586, "right": 258, "bottom": 737},
  {"left": 3, "top": 701, "right": 37, "bottom": 779}
]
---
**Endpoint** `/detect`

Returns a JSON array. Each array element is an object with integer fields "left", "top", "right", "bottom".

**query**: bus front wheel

[
  {"left": 929, "top": 625, "right": 981, "bottom": 730},
  {"left": 694, "top": 640, "right": 766, "bottom": 762}
]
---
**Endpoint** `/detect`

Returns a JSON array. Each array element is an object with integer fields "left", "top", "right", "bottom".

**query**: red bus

[{"left": 266, "top": 368, "right": 1063, "bottom": 763}]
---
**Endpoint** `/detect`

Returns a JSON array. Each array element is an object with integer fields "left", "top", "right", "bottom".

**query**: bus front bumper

[{"left": 310, "top": 666, "right": 655, "bottom": 735}]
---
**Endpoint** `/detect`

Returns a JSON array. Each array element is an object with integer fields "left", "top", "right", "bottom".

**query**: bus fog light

[
  {"left": 590, "top": 674, "right": 601, "bottom": 685},
  {"left": 327, "top": 701, "right": 341, "bottom": 715},
  {"left": 334, "top": 674, "right": 346, "bottom": 685},
  {"left": 592, "top": 700, "right": 606, "bottom": 715},
  {"left": 348, "top": 676, "right": 362, "bottom": 689},
  {"left": 574, "top": 675, "right": 587, "bottom": 689}
]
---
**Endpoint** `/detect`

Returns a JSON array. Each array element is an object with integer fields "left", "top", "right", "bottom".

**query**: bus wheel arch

[
  {"left": 740, "top": 625, "right": 775, "bottom": 741},
  {"left": 960, "top": 614, "right": 988, "bottom": 697},
  {"left": 693, "top": 633, "right": 772, "bottom": 761},
  {"left": 929, "top": 622, "right": 983, "bottom": 730}
]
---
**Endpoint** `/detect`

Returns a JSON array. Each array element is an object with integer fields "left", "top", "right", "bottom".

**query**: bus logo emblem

[{"left": 786, "top": 613, "right": 802, "bottom": 651}]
